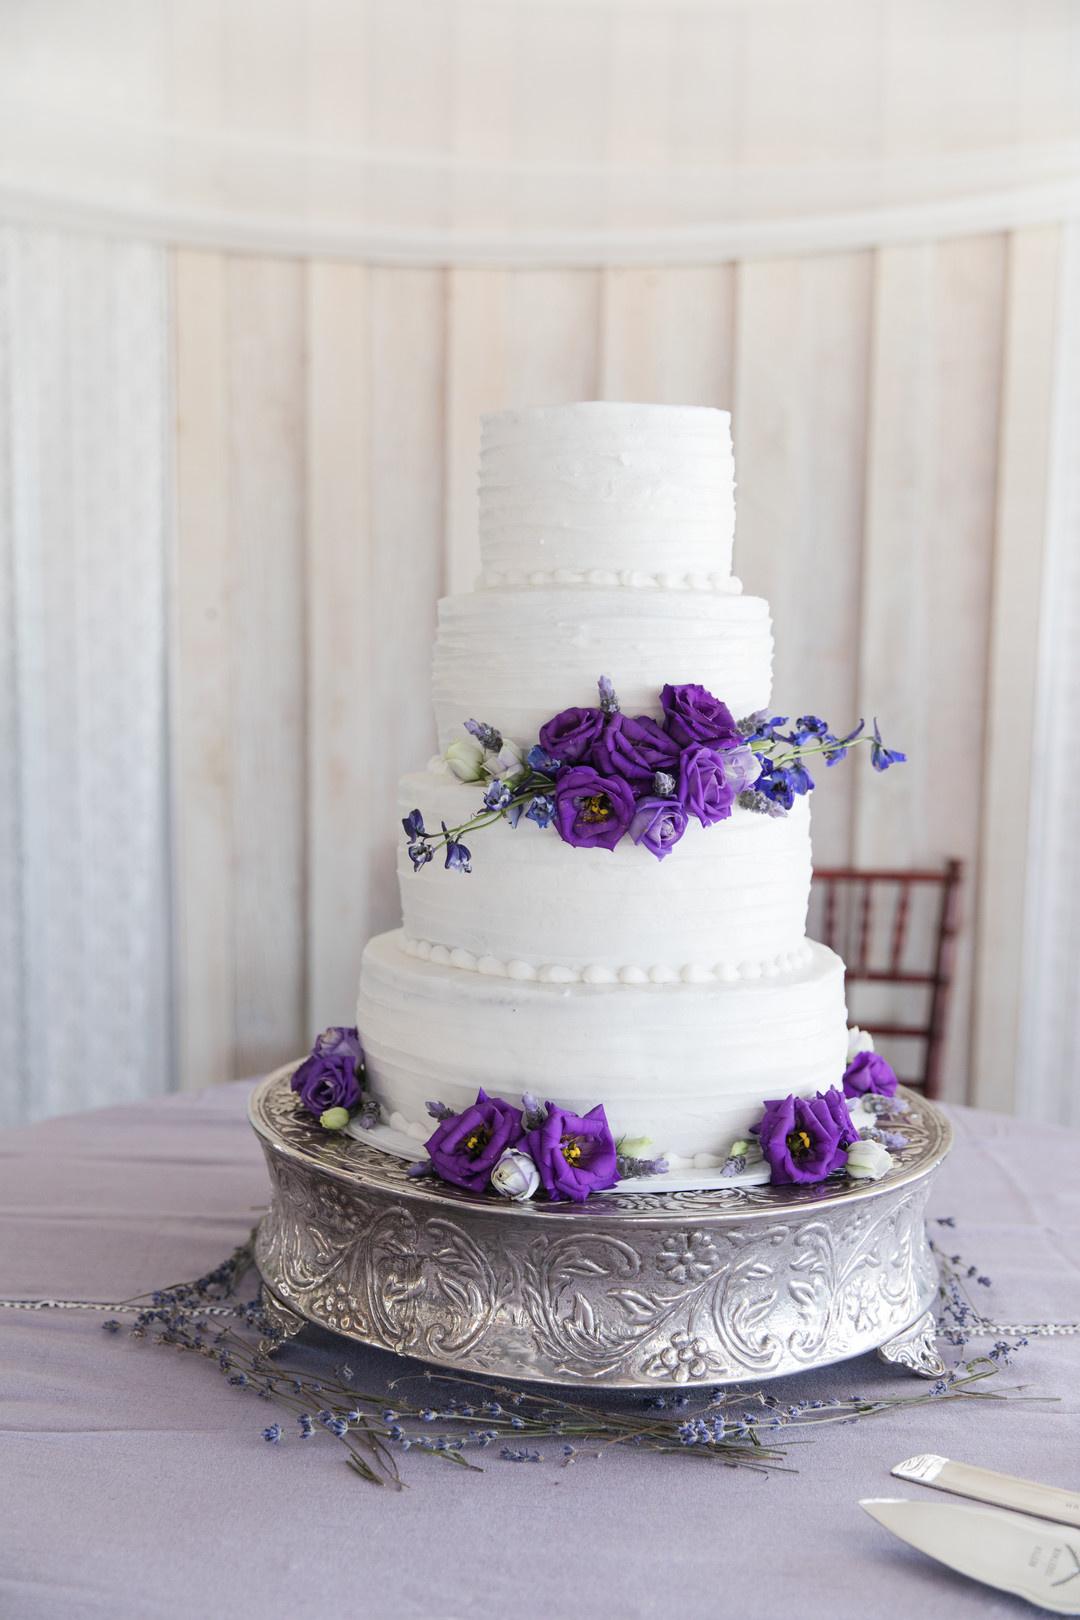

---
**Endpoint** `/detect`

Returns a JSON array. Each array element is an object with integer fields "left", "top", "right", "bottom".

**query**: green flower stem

[{"left": 423, "top": 775, "right": 557, "bottom": 852}]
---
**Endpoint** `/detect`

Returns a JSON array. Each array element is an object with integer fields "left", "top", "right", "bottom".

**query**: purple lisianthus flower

[
  {"left": 629, "top": 795, "right": 689, "bottom": 860},
  {"left": 816, "top": 1086, "right": 859, "bottom": 1150},
  {"left": 424, "top": 1089, "right": 524, "bottom": 1192},
  {"left": 677, "top": 744, "right": 736, "bottom": 827},
  {"left": 524, "top": 1102, "right": 619, "bottom": 1203},
  {"left": 593, "top": 712, "right": 680, "bottom": 786},
  {"left": 553, "top": 765, "right": 636, "bottom": 851},
  {"left": 719, "top": 743, "right": 762, "bottom": 795},
  {"left": 842, "top": 1049, "right": 899, "bottom": 1100},
  {"left": 291, "top": 1027, "right": 364, "bottom": 1119},
  {"left": 538, "top": 706, "right": 605, "bottom": 766},
  {"left": 660, "top": 683, "right": 741, "bottom": 749},
  {"left": 756, "top": 1091, "right": 851, "bottom": 1184}
]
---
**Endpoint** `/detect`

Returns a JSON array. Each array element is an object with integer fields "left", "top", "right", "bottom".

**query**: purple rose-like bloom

[
  {"left": 553, "top": 765, "right": 636, "bottom": 851},
  {"left": 424, "top": 1089, "right": 524, "bottom": 1192},
  {"left": 629, "top": 795, "right": 688, "bottom": 861},
  {"left": 678, "top": 744, "right": 736, "bottom": 827},
  {"left": 593, "top": 712, "right": 680, "bottom": 786},
  {"left": 756, "top": 1091, "right": 851, "bottom": 1184},
  {"left": 538, "top": 706, "right": 605, "bottom": 766},
  {"left": 661, "top": 683, "right": 741, "bottom": 749},
  {"left": 842, "top": 1049, "right": 899, "bottom": 1100},
  {"left": 817, "top": 1086, "right": 859, "bottom": 1150},
  {"left": 291, "top": 1026, "right": 364, "bottom": 1119},
  {"left": 524, "top": 1102, "right": 619, "bottom": 1203}
]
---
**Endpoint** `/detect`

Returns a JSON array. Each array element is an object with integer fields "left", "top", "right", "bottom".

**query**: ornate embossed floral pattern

[
  {"left": 656, "top": 1231, "right": 720, "bottom": 1285},
  {"left": 645, "top": 1330, "right": 717, "bottom": 1383},
  {"left": 250, "top": 1071, "right": 949, "bottom": 1387}
]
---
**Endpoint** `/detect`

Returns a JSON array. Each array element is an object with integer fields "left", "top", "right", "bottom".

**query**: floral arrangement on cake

[
  {"left": 290, "top": 1024, "right": 907, "bottom": 1201},
  {"left": 402, "top": 676, "right": 904, "bottom": 873}
]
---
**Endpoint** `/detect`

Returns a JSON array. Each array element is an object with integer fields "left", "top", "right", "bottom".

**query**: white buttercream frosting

[
  {"left": 357, "top": 930, "right": 849, "bottom": 1160},
  {"left": 432, "top": 589, "right": 772, "bottom": 751},
  {"left": 398, "top": 773, "right": 813, "bottom": 975},
  {"left": 479, "top": 403, "right": 736, "bottom": 586},
  {"left": 355, "top": 401, "right": 854, "bottom": 1183}
]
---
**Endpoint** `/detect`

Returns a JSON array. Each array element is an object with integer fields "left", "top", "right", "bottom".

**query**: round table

[{"left": 2, "top": 1082, "right": 1077, "bottom": 1620}]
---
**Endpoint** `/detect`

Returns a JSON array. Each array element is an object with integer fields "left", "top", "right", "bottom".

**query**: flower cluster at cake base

[
  {"left": 403, "top": 675, "right": 904, "bottom": 871},
  {"left": 289, "top": 1026, "right": 380, "bottom": 1133},
  {"left": 728, "top": 1030, "right": 907, "bottom": 1187},
  {"left": 413, "top": 1089, "right": 668, "bottom": 1204}
]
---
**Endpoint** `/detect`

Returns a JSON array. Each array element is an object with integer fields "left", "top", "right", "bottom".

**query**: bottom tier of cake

[{"left": 357, "top": 929, "right": 849, "bottom": 1164}]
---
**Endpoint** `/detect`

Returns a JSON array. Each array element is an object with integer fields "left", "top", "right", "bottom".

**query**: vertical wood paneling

[
  {"left": 173, "top": 250, "right": 234, "bottom": 1092},
  {"left": 365, "top": 267, "right": 447, "bottom": 936},
  {"left": 226, "top": 257, "right": 308, "bottom": 1076},
  {"left": 444, "top": 269, "right": 507, "bottom": 595},
  {"left": 306, "top": 262, "right": 372, "bottom": 1037},
  {"left": 733, "top": 254, "right": 872, "bottom": 867},
  {"left": 600, "top": 267, "right": 735, "bottom": 406},
  {"left": 858, "top": 235, "right": 1007, "bottom": 1100},
  {"left": 974, "top": 227, "right": 1062, "bottom": 1113},
  {"left": 174, "top": 252, "right": 308, "bottom": 1086},
  {"left": 503, "top": 272, "right": 602, "bottom": 402}
]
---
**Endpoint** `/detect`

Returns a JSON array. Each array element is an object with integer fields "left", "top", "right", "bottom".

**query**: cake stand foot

[
  {"left": 258, "top": 1286, "right": 307, "bottom": 1358},
  {"left": 877, "top": 1309, "right": 946, "bottom": 1379}
]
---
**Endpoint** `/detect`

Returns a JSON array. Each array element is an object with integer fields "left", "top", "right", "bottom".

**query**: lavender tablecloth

[{"left": 2, "top": 1083, "right": 1078, "bottom": 1620}]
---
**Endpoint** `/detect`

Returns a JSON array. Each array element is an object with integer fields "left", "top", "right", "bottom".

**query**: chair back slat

[
  {"left": 810, "top": 860, "right": 964, "bottom": 1100},
  {"left": 890, "top": 880, "right": 912, "bottom": 973},
  {"left": 823, "top": 878, "right": 838, "bottom": 952},
  {"left": 856, "top": 881, "right": 873, "bottom": 973}
]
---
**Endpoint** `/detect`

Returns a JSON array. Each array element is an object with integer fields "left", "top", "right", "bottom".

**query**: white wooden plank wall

[{"left": 170, "top": 234, "right": 1052, "bottom": 1106}]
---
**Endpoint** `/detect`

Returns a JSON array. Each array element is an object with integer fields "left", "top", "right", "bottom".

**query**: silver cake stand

[{"left": 249, "top": 1067, "right": 952, "bottom": 1388}]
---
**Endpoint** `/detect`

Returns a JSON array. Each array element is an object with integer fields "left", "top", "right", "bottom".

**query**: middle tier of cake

[
  {"left": 358, "top": 929, "right": 849, "bottom": 1162},
  {"left": 399, "top": 772, "right": 814, "bottom": 980}
]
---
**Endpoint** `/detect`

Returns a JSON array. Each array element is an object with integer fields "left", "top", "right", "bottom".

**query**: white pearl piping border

[
  {"left": 400, "top": 932, "right": 814, "bottom": 985},
  {"left": 478, "top": 567, "right": 744, "bottom": 594}
]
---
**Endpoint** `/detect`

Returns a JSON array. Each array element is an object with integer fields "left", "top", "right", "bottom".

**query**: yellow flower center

[
  {"left": 581, "top": 794, "right": 612, "bottom": 823},
  {"left": 463, "top": 1126, "right": 491, "bottom": 1159},
  {"left": 786, "top": 1127, "right": 813, "bottom": 1159},
  {"left": 561, "top": 1135, "right": 584, "bottom": 1165}
]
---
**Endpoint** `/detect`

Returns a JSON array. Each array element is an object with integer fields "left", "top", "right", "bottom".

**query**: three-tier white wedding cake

[{"left": 356, "top": 402, "right": 850, "bottom": 1175}]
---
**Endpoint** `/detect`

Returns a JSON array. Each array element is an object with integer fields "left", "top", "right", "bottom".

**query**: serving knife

[
  {"left": 892, "top": 1453, "right": 1080, "bottom": 1530},
  {"left": 861, "top": 1498, "right": 1080, "bottom": 1613}
]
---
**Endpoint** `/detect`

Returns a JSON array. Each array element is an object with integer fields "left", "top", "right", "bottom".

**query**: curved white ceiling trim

[{"left": 2, "top": 174, "right": 1079, "bottom": 265}]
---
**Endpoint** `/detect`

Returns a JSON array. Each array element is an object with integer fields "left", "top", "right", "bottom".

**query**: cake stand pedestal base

[{"left": 249, "top": 1069, "right": 952, "bottom": 1390}]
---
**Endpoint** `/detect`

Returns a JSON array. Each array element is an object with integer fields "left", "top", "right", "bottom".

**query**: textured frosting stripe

[
  {"left": 431, "top": 589, "right": 773, "bottom": 751},
  {"left": 357, "top": 930, "right": 849, "bottom": 1160},
  {"left": 398, "top": 774, "right": 812, "bottom": 973},
  {"left": 479, "top": 403, "right": 736, "bottom": 584}
]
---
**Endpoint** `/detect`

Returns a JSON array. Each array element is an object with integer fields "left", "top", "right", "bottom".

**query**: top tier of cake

[{"left": 478, "top": 402, "right": 738, "bottom": 592}]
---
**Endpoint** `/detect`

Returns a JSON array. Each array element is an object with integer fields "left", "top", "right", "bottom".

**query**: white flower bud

[
  {"left": 488, "top": 738, "right": 526, "bottom": 784},
  {"left": 490, "top": 1148, "right": 540, "bottom": 1202},
  {"left": 846, "top": 1025, "right": 875, "bottom": 1061},
  {"left": 844, "top": 1137, "right": 892, "bottom": 1181},
  {"left": 444, "top": 735, "right": 487, "bottom": 782}
]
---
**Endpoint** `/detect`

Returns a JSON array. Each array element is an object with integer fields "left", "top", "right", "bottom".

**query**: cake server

[
  {"left": 861, "top": 1498, "right": 1080, "bottom": 1613},
  {"left": 892, "top": 1453, "right": 1080, "bottom": 1529}
]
